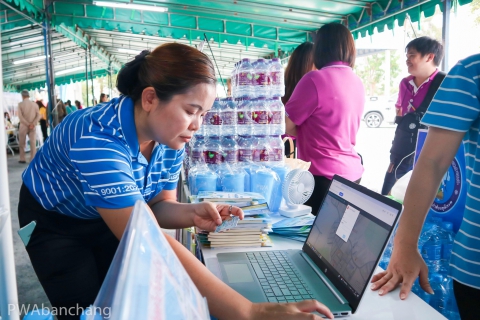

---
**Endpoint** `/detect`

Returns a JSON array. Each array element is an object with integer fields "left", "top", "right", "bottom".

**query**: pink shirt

[
  {"left": 396, "top": 69, "right": 439, "bottom": 116},
  {"left": 285, "top": 62, "right": 365, "bottom": 181}
]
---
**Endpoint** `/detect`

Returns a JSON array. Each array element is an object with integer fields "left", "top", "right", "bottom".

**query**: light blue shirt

[
  {"left": 422, "top": 53, "right": 480, "bottom": 289},
  {"left": 23, "top": 96, "right": 184, "bottom": 219}
]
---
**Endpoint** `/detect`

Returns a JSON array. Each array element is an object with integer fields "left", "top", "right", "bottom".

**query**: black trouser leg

[
  {"left": 381, "top": 155, "right": 413, "bottom": 195},
  {"left": 18, "top": 184, "right": 119, "bottom": 320},
  {"left": 40, "top": 119, "right": 48, "bottom": 142},
  {"left": 453, "top": 280, "right": 480, "bottom": 320}
]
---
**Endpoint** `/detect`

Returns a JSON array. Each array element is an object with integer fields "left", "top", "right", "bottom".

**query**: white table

[{"left": 201, "top": 235, "right": 446, "bottom": 320}]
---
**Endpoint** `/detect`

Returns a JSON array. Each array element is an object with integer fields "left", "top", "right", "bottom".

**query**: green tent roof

[{"left": 1, "top": 0, "right": 473, "bottom": 90}]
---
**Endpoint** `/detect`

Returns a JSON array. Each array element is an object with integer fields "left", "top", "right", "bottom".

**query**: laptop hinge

[{"left": 300, "top": 252, "right": 347, "bottom": 305}]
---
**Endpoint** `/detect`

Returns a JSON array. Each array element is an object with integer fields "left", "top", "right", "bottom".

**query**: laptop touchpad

[{"left": 224, "top": 264, "right": 254, "bottom": 283}]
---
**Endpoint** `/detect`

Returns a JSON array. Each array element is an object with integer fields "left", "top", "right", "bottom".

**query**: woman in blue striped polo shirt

[
  {"left": 371, "top": 53, "right": 480, "bottom": 319},
  {"left": 18, "top": 43, "right": 333, "bottom": 319}
]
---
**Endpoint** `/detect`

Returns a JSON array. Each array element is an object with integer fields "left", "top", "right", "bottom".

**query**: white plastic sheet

[{"left": 85, "top": 201, "right": 210, "bottom": 320}]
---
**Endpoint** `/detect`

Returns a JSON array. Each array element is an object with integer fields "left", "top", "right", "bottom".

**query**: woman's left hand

[{"left": 192, "top": 202, "right": 244, "bottom": 231}]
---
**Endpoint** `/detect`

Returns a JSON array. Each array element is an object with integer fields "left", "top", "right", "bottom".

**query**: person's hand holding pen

[{"left": 191, "top": 202, "right": 244, "bottom": 231}]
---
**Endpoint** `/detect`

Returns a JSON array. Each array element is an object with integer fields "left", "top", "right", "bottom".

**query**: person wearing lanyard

[
  {"left": 381, "top": 37, "right": 445, "bottom": 196},
  {"left": 285, "top": 23, "right": 365, "bottom": 216},
  {"left": 18, "top": 43, "right": 333, "bottom": 320}
]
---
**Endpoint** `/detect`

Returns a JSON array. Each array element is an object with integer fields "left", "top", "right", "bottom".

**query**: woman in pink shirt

[{"left": 285, "top": 23, "right": 365, "bottom": 216}]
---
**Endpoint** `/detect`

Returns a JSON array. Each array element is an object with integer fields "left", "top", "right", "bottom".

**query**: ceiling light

[
  {"left": 13, "top": 55, "right": 47, "bottom": 65},
  {"left": 118, "top": 48, "right": 141, "bottom": 54},
  {"left": 56, "top": 66, "right": 85, "bottom": 76},
  {"left": 93, "top": 1, "right": 168, "bottom": 13}
]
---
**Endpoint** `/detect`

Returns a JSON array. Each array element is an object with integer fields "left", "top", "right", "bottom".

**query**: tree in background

[{"left": 472, "top": 0, "right": 480, "bottom": 25}]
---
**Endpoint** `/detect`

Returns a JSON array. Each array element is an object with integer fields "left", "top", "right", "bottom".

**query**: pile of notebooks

[
  {"left": 271, "top": 214, "right": 315, "bottom": 242},
  {"left": 193, "top": 192, "right": 273, "bottom": 248}
]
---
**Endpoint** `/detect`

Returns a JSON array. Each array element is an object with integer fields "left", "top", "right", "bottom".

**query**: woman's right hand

[{"left": 249, "top": 300, "right": 334, "bottom": 319}]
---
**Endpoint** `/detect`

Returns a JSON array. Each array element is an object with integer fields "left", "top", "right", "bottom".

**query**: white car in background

[{"left": 362, "top": 95, "right": 397, "bottom": 128}]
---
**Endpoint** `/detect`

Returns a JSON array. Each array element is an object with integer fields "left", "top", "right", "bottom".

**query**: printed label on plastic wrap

[
  {"left": 238, "top": 72, "right": 253, "bottom": 86},
  {"left": 254, "top": 73, "right": 269, "bottom": 86},
  {"left": 270, "top": 71, "right": 282, "bottom": 85},
  {"left": 254, "top": 149, "right": 269, "bottom": 162},
  {"left": 207, "top": 112, "right": 222, "bottom": 125},
  {"left": 270, "top": 111, "right": 282, "bottom": 124},
  {"left": 222, "top": 150, "right": 239, "bottom": 163},
  {"left": 252, "top": 111, "right": 269, "bottom": 124},
  {"left": 237, "top": 111, "right": 251, "bottom": 125},
  {"left": 222, "top": 111, "right": 236, "bottom": 125},
  {"left": 191, "top": 151, "right": 204, "bottom": 163},
  {"left": 238, "top": 149, "right": 253, "bottom": 162},
  {"left": 271, "top": 148, "right": 283, "bottom": 161},
  {"left": 204, "top": 151, "right": 222, "bottom": 164}
]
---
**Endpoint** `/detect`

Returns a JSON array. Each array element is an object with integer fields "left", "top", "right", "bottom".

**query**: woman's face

[{"left": 145, "top": 83, "right": 216, "bottom": 150}]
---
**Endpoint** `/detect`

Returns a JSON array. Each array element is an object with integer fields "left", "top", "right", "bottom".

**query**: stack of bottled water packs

[
  {"left": 186, "top": 58, "right": 288, "bottom": 212},
  {"left": 379, "top": 218, "right": 460, "bottom": 319}
]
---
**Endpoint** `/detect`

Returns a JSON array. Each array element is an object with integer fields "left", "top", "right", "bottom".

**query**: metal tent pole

[
  {"left": 442, "top": 0, "right": 451, "bottom": 72},
  {"left": 89, "top": 49, "right": 94, "bottom": 105},
  {"left": 85, "top": 49, "right": 89, "bottom": 108},
  {"left": 0, "top": 22, "right": 20, "bottom": 320}
]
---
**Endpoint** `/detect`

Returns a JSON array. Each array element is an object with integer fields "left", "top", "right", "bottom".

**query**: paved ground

[{"left": 3, "top": 120, "right": 396, "bottom": 319}]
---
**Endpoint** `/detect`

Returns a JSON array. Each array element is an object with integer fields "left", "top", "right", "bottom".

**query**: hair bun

[{"left": 116, "top": 50, "right": 151, "bottom": 96}]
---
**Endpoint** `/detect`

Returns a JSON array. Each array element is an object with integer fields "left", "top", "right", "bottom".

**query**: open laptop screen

[{"left": 302, "top": 175, "right": 402, "bottom": 312}]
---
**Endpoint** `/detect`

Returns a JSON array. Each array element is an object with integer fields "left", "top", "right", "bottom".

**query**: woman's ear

[{"left": 141, "top": 87, "right": 157, "bottom": 113}]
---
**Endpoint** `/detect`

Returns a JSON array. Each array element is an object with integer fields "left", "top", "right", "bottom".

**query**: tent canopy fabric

[{"left": 1, "top": 0, "right": 473, "bottom": 90}]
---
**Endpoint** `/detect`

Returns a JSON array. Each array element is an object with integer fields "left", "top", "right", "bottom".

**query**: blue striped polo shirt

[
  {"left": 22, "top": 96, "right": 184, "bottom": 219},
  {"left": 421, "top": 53, "right": 480, "bottom": 289}
]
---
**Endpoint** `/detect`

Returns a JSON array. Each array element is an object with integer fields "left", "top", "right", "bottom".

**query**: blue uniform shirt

[
  {"left": 422, "top": 54, "right": 480, "bottom": 289},
  {"left": 23, "top": 96, "right": 184, "bottom": 219}
]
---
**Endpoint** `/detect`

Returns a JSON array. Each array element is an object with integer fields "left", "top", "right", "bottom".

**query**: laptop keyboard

[{"left": 246, "top": 251, "right": 316, "bottom": 303}]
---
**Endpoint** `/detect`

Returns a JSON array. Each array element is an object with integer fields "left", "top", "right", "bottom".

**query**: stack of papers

[{"left": 271, "top": 214, "right": 315, "bottom": 242}]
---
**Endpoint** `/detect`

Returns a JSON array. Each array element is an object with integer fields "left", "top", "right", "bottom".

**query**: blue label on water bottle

[{"left": 422, "top": 244, "right": 442, "bottom": 260}]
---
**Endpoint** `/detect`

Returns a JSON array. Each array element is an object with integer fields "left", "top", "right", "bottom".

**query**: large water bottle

[
  {"left": 269, "top": 58, "right": 285, "bottom": 98},
  {"left": 268, "top": 97, "right": 285, "bottom": 135},
  {"left": 238, "top": 135, "right": 254, "bottom": 163},
  {"left": 204, "top": 98, "right": 223, "bottom": 136},
  {"left": 221, "top": 97, "right": 237, "bottom": 136},
  {"left": 191, "top": 135, "right": 206, "bottom": 165},
  {"left": 253, "top": 58, "right": 271, "bottom": 98},
  {"left": 203, "top": 136, "right": 223, "bottom": 167},
  {"left": 236, "top": 58, "right": 254, "bottom": 98},
  {"left": 421, "top": 225, "right": 442, "bottom": 273},
  {"left": 438, "top": 221, "right": 455, "bottom": 275},
  {"left": 237, "top": 97, "right": 254, "bottom": 135},
  {"left": 221, "top": 135, "right": 239, "bottom": 164},
  {"left": 418, "top": 222, "right": 435, "bottom": 252},
  {"left": 429, "top": 273, "right": 447, "bottom": 315},
  {"left": 268, "top": 135, "right": 284, "bottom": 165},
  {"left": 443, "top": 276, "right": 461, "bottom": 319},
  {"left": 251, "top": 97, "right": 270, "bottom": 136}
]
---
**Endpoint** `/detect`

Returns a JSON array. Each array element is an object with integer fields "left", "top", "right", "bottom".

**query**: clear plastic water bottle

[
  {"left": 443, "top": 276, "right": 461, "bottom": 319},
  {"left": 230, "top": 62, "right": 237, "bottom": 96},
  {"left": 203, "top": 136, "right": 223, "bottom": 167},
  {"left": 269, "top": 58, "right": 285, "bottom": 98},
  {"left": 268, "top": 135, "right": 284, "bottom": 165},
  {"left": 253, "top": 58, "right": 271, "bottom": 98},
  {"left": 268, "top": 97, "right": 285, "bottom": 135},
  {"left": 236, "top": 58, "right": 254, "bottom": 98},
  {"left": 221, "top": 135, "right": 239, "bottom": 164},
  {"left": 421, "top": 225, "right": 442, "bottom": 273},
  {"left": 204, "top": 98, "right": 223, "bottom": 136},
  {"left": 237, "top": 97, "right": 254, "bottom": 136},
  {"left": 238, "top": 135, "right": 254, "bottom": 163},
  {"left": 221, "top": 97, "right": 237, "bottom": 136},
  {"left": 251, "top": 97, "right": 270, "bottom": 136},
  {"left": 418, "top": 222, "right": 435, "bottom": 252},
  {"left": 429, "top": 273, "right": 447, "bottom": 315},
  {"left": 191, "top": 135, "right": 206, "bottom": 165},
  {"left": 438, "top": 221, "right": 455, "bottom": 275},
  {"left": 253, "top": 135, "right": 271, "bottom": 163}
]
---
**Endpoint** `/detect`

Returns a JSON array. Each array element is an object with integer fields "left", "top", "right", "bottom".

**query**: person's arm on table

[
  {"left": 98, "top": 206, "right": 334, "bottom": 319},
  {"left": 371, "top": 127, "right": 464, "bottom": 299}
]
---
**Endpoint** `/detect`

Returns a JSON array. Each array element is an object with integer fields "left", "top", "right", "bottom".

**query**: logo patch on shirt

[{"left": 169, "top": 172, "right": 179, "bottom": 181}]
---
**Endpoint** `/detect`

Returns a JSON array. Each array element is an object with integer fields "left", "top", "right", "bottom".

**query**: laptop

[{"left": 217, "top": 175, "right": 403, "bottom": 317}]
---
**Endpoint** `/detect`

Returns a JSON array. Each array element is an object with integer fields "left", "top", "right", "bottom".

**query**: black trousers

[
  {"left": 381, "top": 155, "right": 413, "bottom": 195},
  {"left": 305, "top": 175, "right": 361, "bottom": 216},
  {"left": 18, "top": 184, "right": 119, "bottom": 320},
  {"left": 454, "top": 280, "right": 480, "bottom": 320},
  {"left": 40, "top": 119, "right": 48, "bottom": 142}
]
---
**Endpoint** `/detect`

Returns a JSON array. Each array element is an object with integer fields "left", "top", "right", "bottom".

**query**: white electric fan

[{"left": 278, "top": 169, "right": 315, "bottom": 218}]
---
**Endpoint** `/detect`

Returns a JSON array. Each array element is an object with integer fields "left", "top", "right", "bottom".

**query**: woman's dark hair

[
  {"left": 74, "top": 100, "right": 81, "bottom": 107},
  {"left": 282, "top": 42, "right": 314, "bottom": 104},
  {"left": 117, "top": 43, "right": 216, "bottom": 103},
  {"left": 36, "top": 100, "right": 45, "bottom": 109},
  {"left": 313, "top": 23, "right": 356, "bottom": 70},
  {"left": 406, "top": 36, "right": 444, "bottom": 67}
]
